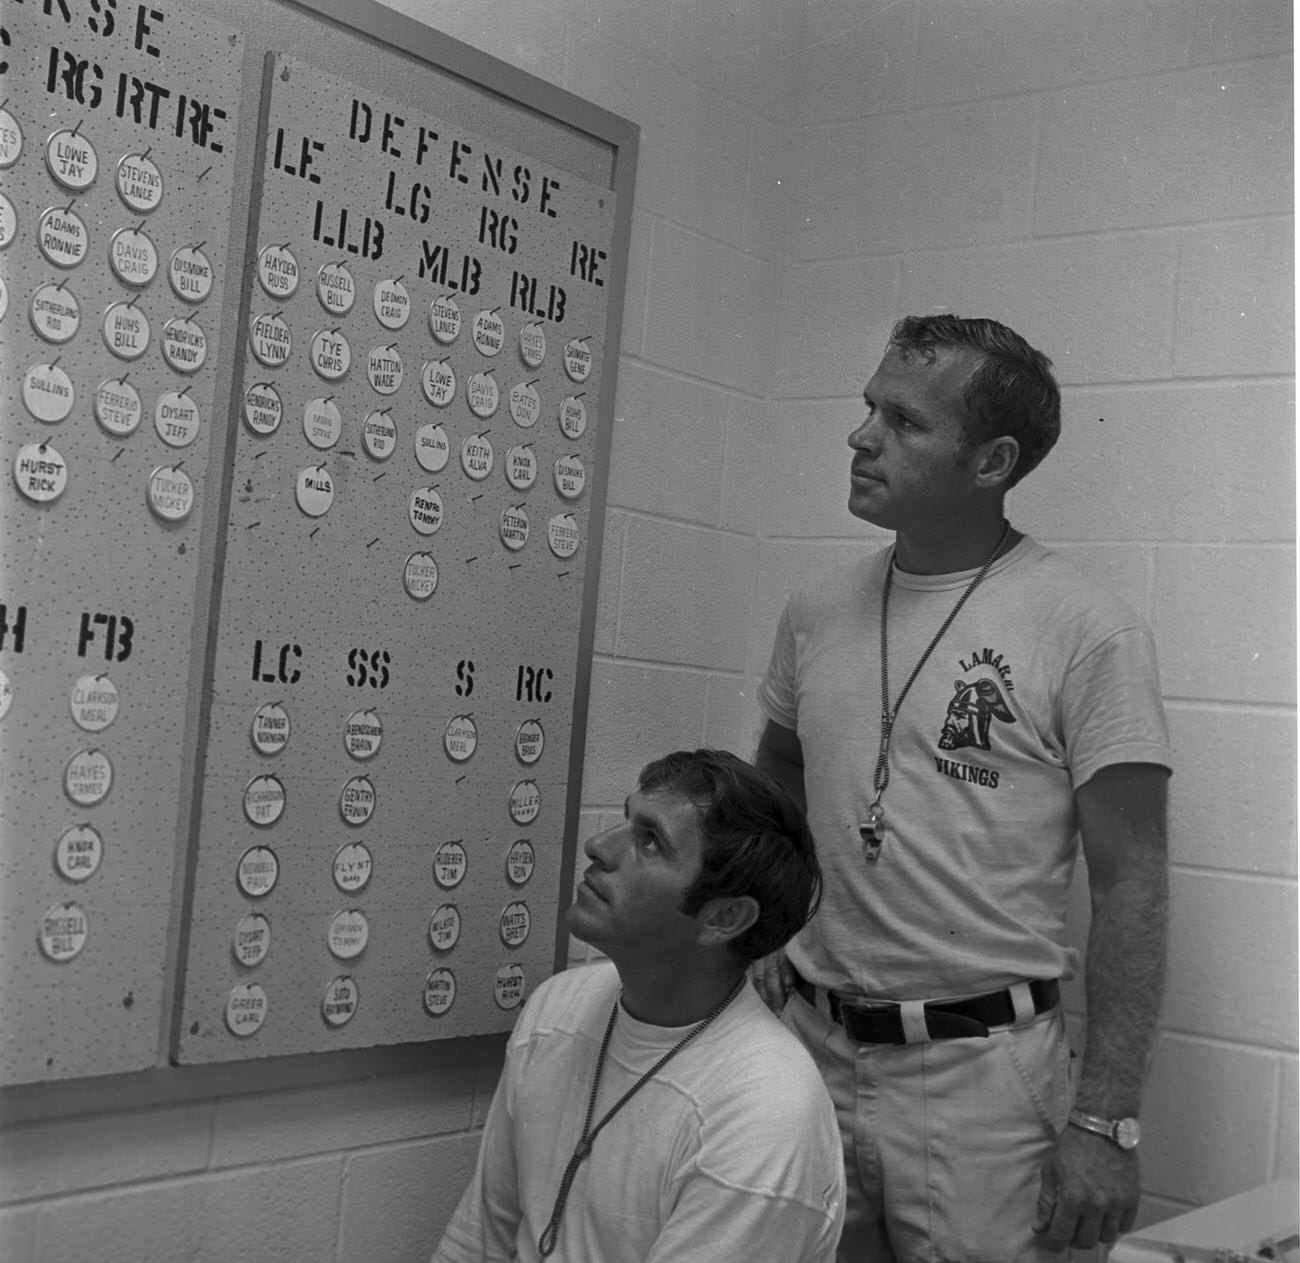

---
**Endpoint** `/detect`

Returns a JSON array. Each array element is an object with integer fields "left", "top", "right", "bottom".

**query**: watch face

[{"left": 1114, "top": 1117, "right": 1141, "bottom": 1150}]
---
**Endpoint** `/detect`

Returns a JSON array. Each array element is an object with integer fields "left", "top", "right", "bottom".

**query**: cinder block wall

[{"left": 0, "top": 3, "right": 1292, "bottom": 1260}]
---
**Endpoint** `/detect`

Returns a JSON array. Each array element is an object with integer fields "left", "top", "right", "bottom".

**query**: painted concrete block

[
  {"left": 1167, "top": 704, "right": 1297, "bottom": 877},
  {"left": 1174, "top": 219, "right": 1296, "bottom": 379},
  {"left": 1035, "top": 60, "right": 1292, "bottom": 236},
  {"left": 0, "top": 1103, "right": 212, "bottom": 1203},
  {"left": 1276, "top": 1060, "right": 1299, "bottom": 1180},
  {"left": 210, "top": 1068, "right": 477, "bottom": 1167},
  {"left": 761, "top": 399, "right": 866, "bottom": 539},
  {"left": 788, "top": 99, "right": 1037, "bottom": 259},
  {"left": 702, "top": 672, "right": 762, "bottom": 756},
  {"left": 615, "top": 517, "right": 756, "bottom": 670},
  {"left": 1153, "top": 545, "right": 1295, "bottom": 706},
  {"left": 592, "top": 510, "right": 624, "bottom": 656},
  {"left": 1045, "top": 545, "right": 1154, "bottom": 622},
  {"left": 914, "top": 0, "right": 1292, "bottom": 105},
  {"left": 1163, "top": 869, "right": 1297, "bottom": 1051},
  {"left": 1011, "top": 383, "right": 1294, "bottom": 543},
  {"left": 776, "top": 258, "right": 900, "bottom": 399},
  {"left": 896, "top": 234, "right": 1179, "bottom": 386},
  {"left": 642, "top": 221, "right": 774, "bottom": 392},
  {"left": 667, "top": 0, "right": 799, "bottom": 120},
  {"left": 790, "top": 0, "right": 915, "bottom": 124},
  {"left": 0, "top": 1205, "right": 36, "bottom": 1263},
  {"left": 33, "top": 1157, "right": 342, "bottom": 1263},
  {"left": 338, "top": 1134, "right": 481, "bottom": 1262},
  {"left": 617, "top": 211, "right": 654, "bottom": 359},
  {"left": 719, "top": 393, "right": 769, "bottom": 536},
  {"left": 1142, "top": 1032, "right": 1279, "bottom": 1205},
  {"left": 582, "top": 662, "right": 713, "bottom": 801},
  {"left": 606, "top": 364, "right": 731, "bottom": 524}
]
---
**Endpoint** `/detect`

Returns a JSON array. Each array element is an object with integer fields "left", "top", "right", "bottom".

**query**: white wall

[{"left": 0, "top": 2, "right": 1292, "bottom": 1259}]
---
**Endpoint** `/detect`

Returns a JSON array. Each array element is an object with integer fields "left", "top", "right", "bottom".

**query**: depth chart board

[{"left": 175, "top": 54, "right": 616, "bottom": 1062}]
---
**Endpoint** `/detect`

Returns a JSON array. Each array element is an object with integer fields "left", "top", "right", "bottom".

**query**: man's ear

[
  {"left": 695, "top": 895, "right": 760, "bottom": 949},
  {"left": 972, "top": 436, "right": 1019, "bottom": 490}
]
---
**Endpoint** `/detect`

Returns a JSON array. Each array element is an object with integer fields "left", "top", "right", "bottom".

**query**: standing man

[
  {"left": 433, "top": 749, "right": 845, "bottom": 1263},
  {"left": 755, "top": 315, "right": 1171, "bottom": 1261}
]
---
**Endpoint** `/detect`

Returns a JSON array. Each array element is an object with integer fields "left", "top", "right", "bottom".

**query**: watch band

[{"left": 1068, "top": 1108, "right": 1141, "bottom": 1150}]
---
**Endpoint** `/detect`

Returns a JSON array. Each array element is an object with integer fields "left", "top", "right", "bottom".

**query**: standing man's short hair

[
  {"left": 889, "top": 314, "right": 1061, "bottom": 486},
  {"left": 637, "top": 749, "right": 821, "bottom": 962}
]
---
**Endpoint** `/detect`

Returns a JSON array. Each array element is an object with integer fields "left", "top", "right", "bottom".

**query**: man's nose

[
  {"left": 584, "top": 824, "right": 621, "bottom": 866},
  {"left": 848, "top": 413, "right": 881, "bottom": 453}
]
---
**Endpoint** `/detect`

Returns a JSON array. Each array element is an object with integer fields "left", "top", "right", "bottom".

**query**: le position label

[{"left": 55, "top": 824, "right": 104, "bottom": 883}]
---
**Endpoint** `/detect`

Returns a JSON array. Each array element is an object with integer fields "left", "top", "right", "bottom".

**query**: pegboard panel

[
  {"left": 0, "top": 0, "right": 635, "bottom": 1087},
  {"left": 176, "top": 51, "right": 616, "bottom": 1062},
  {"left": 0, "top": 0, "right": 245, "bottom": 1083}
]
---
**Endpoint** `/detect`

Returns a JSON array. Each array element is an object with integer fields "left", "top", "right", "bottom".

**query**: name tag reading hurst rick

[
  {"left": 14, "top": 442, "right": 68, "bottom": 504},
  {"left": 494, "top": 963, "right": 527, "bottom": 1011}
]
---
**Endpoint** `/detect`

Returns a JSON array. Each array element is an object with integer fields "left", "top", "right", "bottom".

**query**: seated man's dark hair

[
  {"left": 637, "top": 748, "right": 821, "bottom": 963},
  {"left": 890, "top": 313, "right": 1061, "bottom": 486}
]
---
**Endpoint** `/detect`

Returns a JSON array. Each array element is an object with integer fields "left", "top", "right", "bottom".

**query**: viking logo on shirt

[{"left": 937, "top": 677, "right": 1015, "bottom": 752}]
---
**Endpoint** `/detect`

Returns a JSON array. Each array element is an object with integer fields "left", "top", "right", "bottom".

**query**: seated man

[{"left": 432, "top": 748, "right": 845, "bottom": 1263}]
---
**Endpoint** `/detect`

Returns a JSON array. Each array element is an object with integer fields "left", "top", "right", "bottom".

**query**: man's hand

[
  {"left": 1033, "top": 1124, "right": 1140, "bottom": 1251},
  {"left": 749, "top": 950, "right": 794, "bottom": 1014}
]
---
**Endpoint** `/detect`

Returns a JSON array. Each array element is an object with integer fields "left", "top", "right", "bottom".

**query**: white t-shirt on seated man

[{"left": 431, "top": 749, "right": 845, "bottom": 1263}]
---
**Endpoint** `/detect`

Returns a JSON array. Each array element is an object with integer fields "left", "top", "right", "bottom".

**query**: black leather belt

[{"left": 792, "top": 975, "right": 1060, "bottom": 1044}]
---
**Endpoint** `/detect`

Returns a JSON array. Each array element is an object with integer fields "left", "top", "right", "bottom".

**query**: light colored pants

[{"left": 783, "top": 988, "right": 1072, "bottom": 1263}]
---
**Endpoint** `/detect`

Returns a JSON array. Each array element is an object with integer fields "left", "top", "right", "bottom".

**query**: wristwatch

[{"left": 1068, "top": 1108, "right": 1141, "bottom": 1150}]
